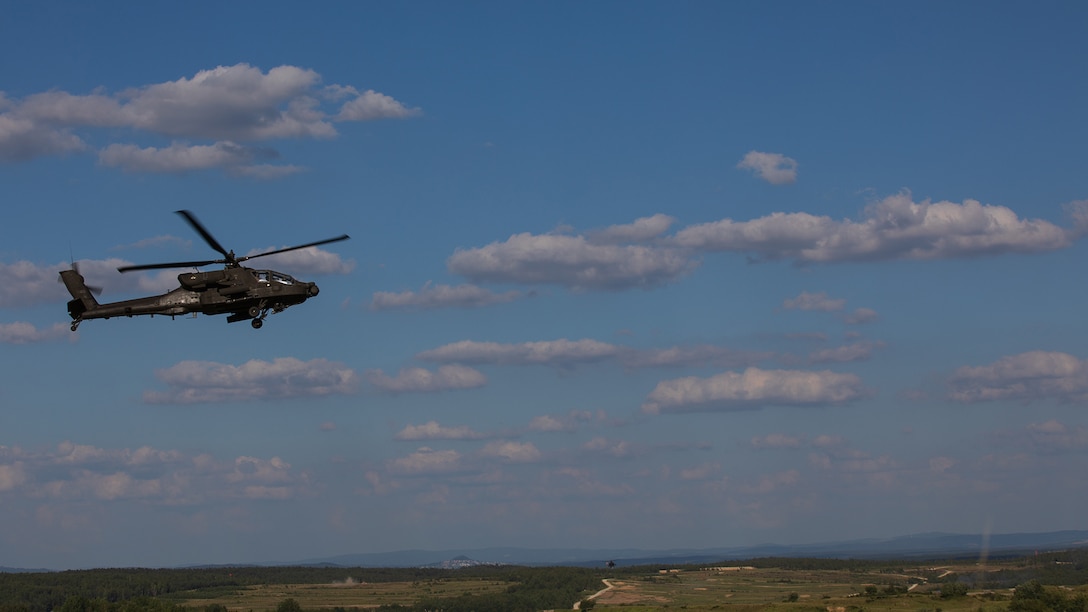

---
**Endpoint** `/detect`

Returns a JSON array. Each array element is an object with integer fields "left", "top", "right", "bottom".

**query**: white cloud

[
  {"left": 582, "top": 437, "right": 632, "bottom": 458},
  {"left": 416, "top": 338, "right": 771, "bottom": 370},
  {"left": 0, "top": 462, "right": 27, "bottom": 491},
  {"left": 0, "top": 321, "right": 72, "bottom": 344},
  {"left": 447, "top": 231, "right": 697, "bottom": 291},
  {"left": 5, "top": 442, "right": 302, "bottom": 504},
  {"left": 366, "top": 365, "right": 486, "bottom": 394},
  {"left": 145, "top": 357, "right": 359, "bottom": 404},
  {"left": 0, "top": 260, "right": 71, "bottom": 307},
  {"left": 619, "top": 345, "right": 774, "bottom": 369},
  {"left": 740, "top": 469, "right": 800, "bottom": 494},
  {"left": 1025, "top": 420, "right": 1088, "bottom": 450},
  {"left": 99, "top": 141, "right": 259, "bottom": 173},
  {"left": 480, "top": 441, "right": 541, "bottom": 463},
  {"left": 0, "top": 113, "right": 86, "bottom": 161},
  {"left": 737, "top": 151, "right": 798, "bottom": 185},
  {"left": 642, "top": 367, "right": 868, "bottom": 414},
  {"left": 527, "top": 415, "right": 568, "bottom": 432},
  {"left": 672, "top": 191, "right": 1082, "bottom": 263},
  {"left": 388, "top": 447, "right": 463, "bottom": 475},
  {"left": 782, "top": 291, "right": 846, "bottom": 312},
  {"left": 844, "top": 307, "right": 879, "bottom": 324},
  {"left": 588, "top": 214, "right": 676, "bottom": 244},
  {"left": 679, "top": 462, "right": 721, "bottom": 480},
  {"left": 395, "top": 421, "right": 486, "bottom": 441},
  {"left": 370, "top": 283, "right": 522, "bottom": 311},
  {"left": 948, "top": 351, "right": 1088, "bottom": 403},
  {"left": 334, "top": 88, "right": 421, "bottom": 121},
  {"left": 244, "top": 245, "right": 355, "bottom": 275},
  {"left": 528, "top": 410, "right": 601, "bottom": 433},
  {"left": 0, "top": 63, "right": 419, "bottom": 174},
  {"left": 417, "top": 338, "right": 621, "bottom": 366},
  {"left": 808, "top": 341, "right": 882, "bottom": 364}
]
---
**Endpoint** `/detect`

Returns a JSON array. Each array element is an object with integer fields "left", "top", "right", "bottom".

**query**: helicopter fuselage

[
  {"left": 60, "top": 209, "right": 346, "bottom": 330},
  {"left": 63, "top": 266, "right": 319, "bottom": 330}
]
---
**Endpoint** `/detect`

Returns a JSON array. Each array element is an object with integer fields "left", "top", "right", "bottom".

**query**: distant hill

[
  {"left": 299, "top": 529, "right": 1088, "bottom": 568},
  {"left": 6, "top": 529, "right": 1086, "bottom": 572}
]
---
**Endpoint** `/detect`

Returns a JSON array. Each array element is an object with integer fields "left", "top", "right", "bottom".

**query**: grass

[{"left": 174, "top": 577, "right": 511, "bottom": 610}]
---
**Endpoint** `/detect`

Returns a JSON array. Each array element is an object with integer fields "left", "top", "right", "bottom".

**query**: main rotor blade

[
  {"left": 238, "top": 234, "right": 351, "bottom": 263},
  {"left": 176, "top": 210, "right": 231, "bottom": 260},
  {"left": 118, "top": 259, "right": 221, "bottom": 273}
]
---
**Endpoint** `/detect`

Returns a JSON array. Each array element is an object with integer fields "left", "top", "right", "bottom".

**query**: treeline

[
  {"left": 400, "top": 566, "right": 605, "bottom": 612},
  {"left": 0, "top": 565, "right": 602, "bottom": 612}
]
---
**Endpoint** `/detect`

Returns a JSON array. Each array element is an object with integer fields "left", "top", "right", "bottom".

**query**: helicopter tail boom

[{"left": 59, "top": 268, "right": 100, "bottom": 319}]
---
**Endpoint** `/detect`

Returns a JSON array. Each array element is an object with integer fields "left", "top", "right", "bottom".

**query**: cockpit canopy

[{"left": 255, "top": 270, "right": 297, "bottom": 285}]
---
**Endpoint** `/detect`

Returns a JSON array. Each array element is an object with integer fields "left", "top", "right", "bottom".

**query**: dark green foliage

[
  {"left": 413, "top": 566, "right": 603, "bottom": 612},
  {"left": 0, "top": 565, "right": 604, "bottom": 612},
  {"left": 1009, "top": 579, "right": 1088, "bottom": 612},
  {"left": 936, "top": 580, "right": 968, "bottom": 598},
  {"left": 275, "top": 598, "right": 302, "bottom": 612}
]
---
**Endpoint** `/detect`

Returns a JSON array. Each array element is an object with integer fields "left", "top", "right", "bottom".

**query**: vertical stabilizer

[{"left": 59, "top": 268, "right": 99, "bottom": 320}]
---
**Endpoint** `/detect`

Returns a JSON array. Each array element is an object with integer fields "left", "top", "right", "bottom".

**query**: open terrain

[{"left": 2, "top": 550, "right": 1086, "bottom": 611}]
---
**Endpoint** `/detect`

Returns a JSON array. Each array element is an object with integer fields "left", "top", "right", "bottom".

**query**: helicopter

[{"left": 60, "top": 210, "right": 349, "bottom": 330}]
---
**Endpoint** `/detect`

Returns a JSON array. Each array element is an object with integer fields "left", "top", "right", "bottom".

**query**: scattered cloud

[
  {"left": 0, "top": 321, "right": 72, "bottom": 344},
  {"left": 447, "top": 231, "right": 697, "bottom": 291},
  {"left": 479, "top": 441, "right": 542, "bottom": 463},
  {"left": 808, "top": 341, "right": 883, "bottom": 364},
  {"left": 739, "top": 469, "right": 801, "bottom": 494},
  {"left": 244, "top": 245, "right": 355, "bottom": 275},
  {"left": 0, "top": 63, "right": 419, "bottom": 176},
  {"left": 417, "top": 338, "right": 620, "bottom": 366},
  {"left": 844, "top": 308, "right": 879, "bottom": 324},
  {"left": 642, "top": 367, "right": 868, "bottom": 414},
  {"left": 416, "top": 338, "right": 771, "bottom": 370},
  {"left": 366, "top": 365, "right": 486, "bottom": 394},
  {"left": 782, "top": 291, "right": 846, "bottom": 312},
  {"left": 527, "top": 410, "right": 602, "bottom": 433},
  {"left": 0, "top": 260, "right": 70, "bottom": 307},
  {"left": 98, "top": 141, "right": 298, "bottom": 176},
  {"left": 144, "top": 357, "right": 359, "bottom": 404},
  {"left": 619, "top": 345, "right": 774, "bottom": 369},
  {"left": 387, "top": 447, "right": 463, "bottom": 475},
  {"left": 0, "top": 441, "right": 303, "bottom": 503},
  {"left": 588, "top": 214, "right": 676, "bottom": 244},
  {"left": 370, "top": 282, "right": 523, "bottom": 311},
  {"left": 672, "top": 191, "right": 1085, "bottom": 263},
  {"left": 737, "top": 151, "right": 798, "bottom": 185},
  {"left": 948, "top": 350, "right": 1088, "bottom": 403},
  {"left": 395, "top": 421, "right": 487, "bottom": 441},
  {"left": 582, "top": 437, "right": 633, "bottom": 458},
  {"left": 1025, "top": 420, "right": 1088, "bottom": 450}
]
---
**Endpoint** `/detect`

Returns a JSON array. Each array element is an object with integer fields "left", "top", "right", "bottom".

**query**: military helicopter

[{"left": 60, "top": 210, "right": 349, "bottom": 330}]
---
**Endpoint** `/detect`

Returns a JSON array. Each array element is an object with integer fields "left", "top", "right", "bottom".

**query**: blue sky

[{"left": 2, "top": 1, "right": 1087, "bottom": 569}]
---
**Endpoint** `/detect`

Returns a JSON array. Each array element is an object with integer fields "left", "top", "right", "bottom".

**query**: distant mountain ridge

[
  {"left": 5, "top": 530, "right": 1087, "bottom": 572},
  {"left": 301, "top": 529, "right": 1088, "bottom": 568}
]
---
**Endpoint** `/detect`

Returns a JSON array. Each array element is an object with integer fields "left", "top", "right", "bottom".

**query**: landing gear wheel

[
  {"left": 251, "top": 318, "right": 263, "bottom": 329},
  {"left": 248, "top": 306, "right": 261, "bottom": 318}
]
